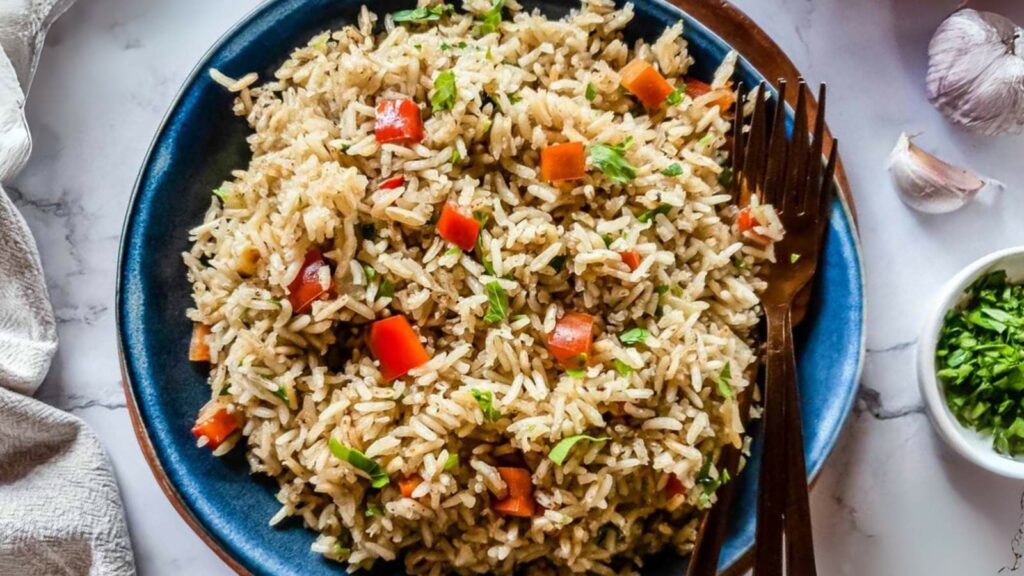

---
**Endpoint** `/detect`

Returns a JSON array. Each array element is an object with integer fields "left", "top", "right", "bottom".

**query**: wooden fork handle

[{"left": 754, "top": 305, "right": 790, "bottom": 576}]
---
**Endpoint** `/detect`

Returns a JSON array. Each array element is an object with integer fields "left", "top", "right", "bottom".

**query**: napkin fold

[{"left": 0, "top": 1, "right": 136, "bottom": 574}]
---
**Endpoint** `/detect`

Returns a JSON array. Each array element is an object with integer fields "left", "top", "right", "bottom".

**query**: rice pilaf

[{"left": 183, "top": 0, "right": 783, "bottom": 573}]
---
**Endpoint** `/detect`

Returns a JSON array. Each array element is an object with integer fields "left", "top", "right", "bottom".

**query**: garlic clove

[
  {"left": 888, "top": 133, "right": 1001, "bottom": 214},
  {"left": 927, "top": 9, "right": 1024, "bottom": 136}
]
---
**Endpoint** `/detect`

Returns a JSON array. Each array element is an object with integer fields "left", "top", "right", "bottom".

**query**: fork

[
  {"left": 685, "top": 81, "right": 837, "bottom": 576},
  {"left": 754, "top": 81, "right": 837, "bottom": 576}
]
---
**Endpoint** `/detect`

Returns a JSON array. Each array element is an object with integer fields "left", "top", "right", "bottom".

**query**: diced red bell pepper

[
  {"left": 493, "top": 467, "right": 536, "bottom": 517},
  {"left": 368, "top": 314, "right": 431, "bottom": 380},
  {"left": 620, "top": 58, "right": 674, "bottom": 108},
  {"left": 399, "top": 474, "right": 424, "bottom": 498},
  {"left": 666, "top": 475, "right": 685, "bottom": 498},
  {"left": 288, "top": 249, "right": 336, "bottom": 314},
  {"left": 379, "top": 175, "right": 406, "bottom": 190},
  {"left": 436, "top": 203, "right": 481, "bottom": 252},
  {"left": 685, "top": 79, "right": 735, "bottom": 111},
  {"left": 620, "top": 251, "right": 641, "bottom": 272},
  {"left": 375, "top": 99, "right": 424, "bottom": 145},
  {"left": 547, "top": 312, "right": 595, "bottom": 367},
  {"left": 540, "top": 142, "right": 586, "bottom": 182},
  {"left": 189, "top": 323, "right": 211, "bottom": 362},
  {"left": 736, "top": 207, "right": 770, "bottom": 245},
  {"left": 191, "top": 407, "right": 240, "bottom": 450}
]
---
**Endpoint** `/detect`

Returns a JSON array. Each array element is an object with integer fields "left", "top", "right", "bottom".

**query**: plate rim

[{"left": 115, "top": 0, "right": 866, "bottom": 574}]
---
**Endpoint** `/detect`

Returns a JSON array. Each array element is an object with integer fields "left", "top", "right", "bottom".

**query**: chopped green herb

[
  {"left": 392, "top": 3, "right": 453, "bottom": 24},
  {"left": 470, "top": 389, "right": 501, "bottom": 421},
  {"left": 483, "top": 281, "right": 509, "bottom": 323},
  {"left": 379, "top": 279, "right": 395, "bottom": 298},
  {"left": 477, "top": 0, "right": 506, "bottom": 35},
  {"left": 218, "top": 385, "right": 231, "bottom": 396},
  {"left": 444, "top": 452, "right": 459, "bottom": 471},
  {"left": 660, "top": 163, "right": 683, "bottom": 177},
  {"left": 332, "top": 544, "right": 352, "bottom": 559},
  {"left": 365, "top": 505, "right": 384, "bottom": 517},
  {"left": 473, "top": 213, "right": 496, "bottom": 275},
  {"left": 588, "top": 138, "right": 638, "bottom": 185},
  {"left": 329, "top": 438, "right": 390, "bottom": 488},
  {"left": 613, "top": 359, "right": 634, "bottom": 377},
  {"left": 619, "top": 327, "right": 649, "bottom": 346},
  {"left": 548, "top": 434, "right": 609, "bottom": 465},
  {"left": 716, "top": 363, "right": 733, "bottom": 399},
  {"left": 654, "top": 285, "right": 670, "bottom": 295},
  {"left": 431, "top": 70, "right": 458, "bottom": 113},
  {"left": 485, "top": 46, "right": 493, "bottom": 60},
  {"left": 212, "top": 186, "right": 231, "bottom": 201},
  {"left": 549, "top": 255, "right": 567, "bottom": 273},
  {"left": 732, "top": 255, "right": 749, "bottom": 270},
  {"left": 272, "top": 385, "right": 288, "bottom": 402},
  {"left": 585, "top": 83, "right": 597, "bottom": 101},
  {"left": 696, "top": 459, "right": 729, "bottom": 507},
  {"left": 363, "top": 264, "right": 377, "bottom": 281},
  {"left": 601, "top": 233, "right": 614, "bottom": 248},
  {"left": 444, "top": 246, "right": 462, "bottom": 257},
  {"left": 637, "top": 204, "right": 671, "bottom": 223},
  {"left": 441, "top": 42, "right": 451, "bottom": 50},
  {"left": 481, "top": 119, "right": 492, "bottom": 135},
  {"left": 666, "top": 89, "right": 683, "bottom": 106},
  {"left": 718, "top": 166, "right": 734, "bottom": 187},
  {"left": 698, "top": 133, "right": 715, "bottom": 146},
  {"left": 566, "top": 367, "right": 585, "bottom": 379},
  {"left": 790, "top": 253, "right": 802, "bottom": 264},
  {"left": 936, "top": 270, "right": 1024, "bottom": 456},
  {"left": 451, "top": 149, "right": 462, "bottom": 164},
  {"left": 506, "top": 91, "right": 522, "bottom": 105}
]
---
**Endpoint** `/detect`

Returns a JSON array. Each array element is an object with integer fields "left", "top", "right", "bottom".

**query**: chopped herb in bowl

[{"left": 935, "top": 270, "right": 1024, "bottom": 457}]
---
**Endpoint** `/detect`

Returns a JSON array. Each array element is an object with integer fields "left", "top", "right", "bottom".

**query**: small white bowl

[{"left": 918, "top": 246, "right": 1024, "bottom": 479}]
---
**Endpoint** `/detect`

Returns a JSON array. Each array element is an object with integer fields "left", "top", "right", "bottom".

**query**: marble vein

[{"left": 855, "top": 384, "right": 925, "bottom": 421}]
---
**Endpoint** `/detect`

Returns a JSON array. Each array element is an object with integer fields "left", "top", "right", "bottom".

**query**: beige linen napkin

[{"left": 0, "top": 1, "right": 136, "bottom": 574}]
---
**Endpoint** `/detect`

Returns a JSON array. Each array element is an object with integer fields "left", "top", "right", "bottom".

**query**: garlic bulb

[
  {"left": 888, "top": 133, "right": 1001, "bottom": 214},
  {"left": 927, "top": 9, "right": 1024, "bottom": 135}
]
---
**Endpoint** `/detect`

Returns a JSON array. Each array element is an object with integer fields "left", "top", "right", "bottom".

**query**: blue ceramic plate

[{"left": 117, "top": 1, "right": 865, "bottom": 574}]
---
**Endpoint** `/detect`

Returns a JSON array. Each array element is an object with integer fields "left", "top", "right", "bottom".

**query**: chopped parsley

[
  {"left": 660, "top": 163, "right": 683, "bottom": 177},
  {"left": 936, "top": 270, "right": 1024, "bottom": 456},
  {"left": 619, "top": 327, "right": 649, "bottom": 346},
  {"left": 718, "top": 166, "right": 734, "bottom": 187},
  {"left": 585, "top": 83, "right": 597, "bottom": 101},
  {"left": 716, "top": 363, "right": 733, "bottom": 399},
  {"left": 392, "top": 3, "right": 453, "bottom": 24},
  {"left": 212, "top": 186, "right": 231, "bottom": 201},
  {"left": 666, "top": 88, "right": 683, "bottom": 106},
  {"left": 451, "top": 149, "right": 462, "bottom": 164},
  {"left": 613, "top": 359, "right": 634, "bottom": 377},
  {"left": 444, "top": 452, "right": 460, "bottom": 471},
  {"left": 365, "top": 505, "right": 384, "bottom": 517},
  {"left": 547, "top": 434, "right": 609, "bottom": 465},
  {"left": 566, "top": 367, "right": 586, "bottom": 379},
  {"left": 637, "top": 204, "right": 671, "bottom": 223},
  {"left": 470, "top": 389, "right": 501, "bottom": 421},
  {"left": 483, "top": 281, "right": 509, "bottom": 323},
  {"left": 431, "top": 70, "right": 458, "bottom": 113},
  {"left": 696, "top": 459, "right": 730, "bottom": 507},
  {"left": 444, "top": 246, "right": 462, "bottom": 257},
  {"left": 362, "top": 264, "right": 377, "bottom": 281},
  {"left": 329, "top": 438, "right": 390, "bottom": 488},
  {"left": 477, "top": 0, "right": 506, "bottom": 36},
  {"left": 379, "top": 279, "right": 395, "bottom": 298},
  {"left": 588, "top": 137, "right": 638, "bottom": 185},
  {"left": 790, "top": 253, "right": 802, "bottom": 264}
]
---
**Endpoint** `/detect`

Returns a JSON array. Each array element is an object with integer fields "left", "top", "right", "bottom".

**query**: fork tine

[
  {"left": 817, "top": 138, "right": 838, "bottom": 227},
  {"left": 784, "top": 81, "right": 809, "bottom": 214},
  {"left": 763, "top": 81, "right": 788, "bottom": 210},
  {"left": 730, "top": 82, "right": 745, "bottom": 201},
  {"left": 741, "top": 83, "right": 769, "bottom": 203},
  {"left": 803, "top": 84, "right": 827, "bottom": 216}
]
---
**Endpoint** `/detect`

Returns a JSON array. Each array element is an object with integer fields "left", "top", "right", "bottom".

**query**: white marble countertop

[{"left": 12, "top": 0, "right": 1024, "bottom": 573}]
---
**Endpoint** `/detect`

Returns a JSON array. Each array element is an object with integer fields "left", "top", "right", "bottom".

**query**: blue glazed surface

[{"left": 116, "top": 1, "right": 865, "bottom": 574}]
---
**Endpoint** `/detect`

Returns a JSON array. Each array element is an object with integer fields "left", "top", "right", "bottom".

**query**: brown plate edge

[{"left": 117, "top": 2, "right": 859, "bottom": 576}]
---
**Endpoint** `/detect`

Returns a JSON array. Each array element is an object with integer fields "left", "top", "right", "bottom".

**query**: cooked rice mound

[{"left": 184, "top": 0, "right": 783, "bottom": 573}]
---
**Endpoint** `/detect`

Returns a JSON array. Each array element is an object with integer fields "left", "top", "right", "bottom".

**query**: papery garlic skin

[
  {"left": 927, "top": 9, "right": 1024, "bottom": 136},
  {"left": 888, "top": 133, "right": 999, "bottom": 214}
]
